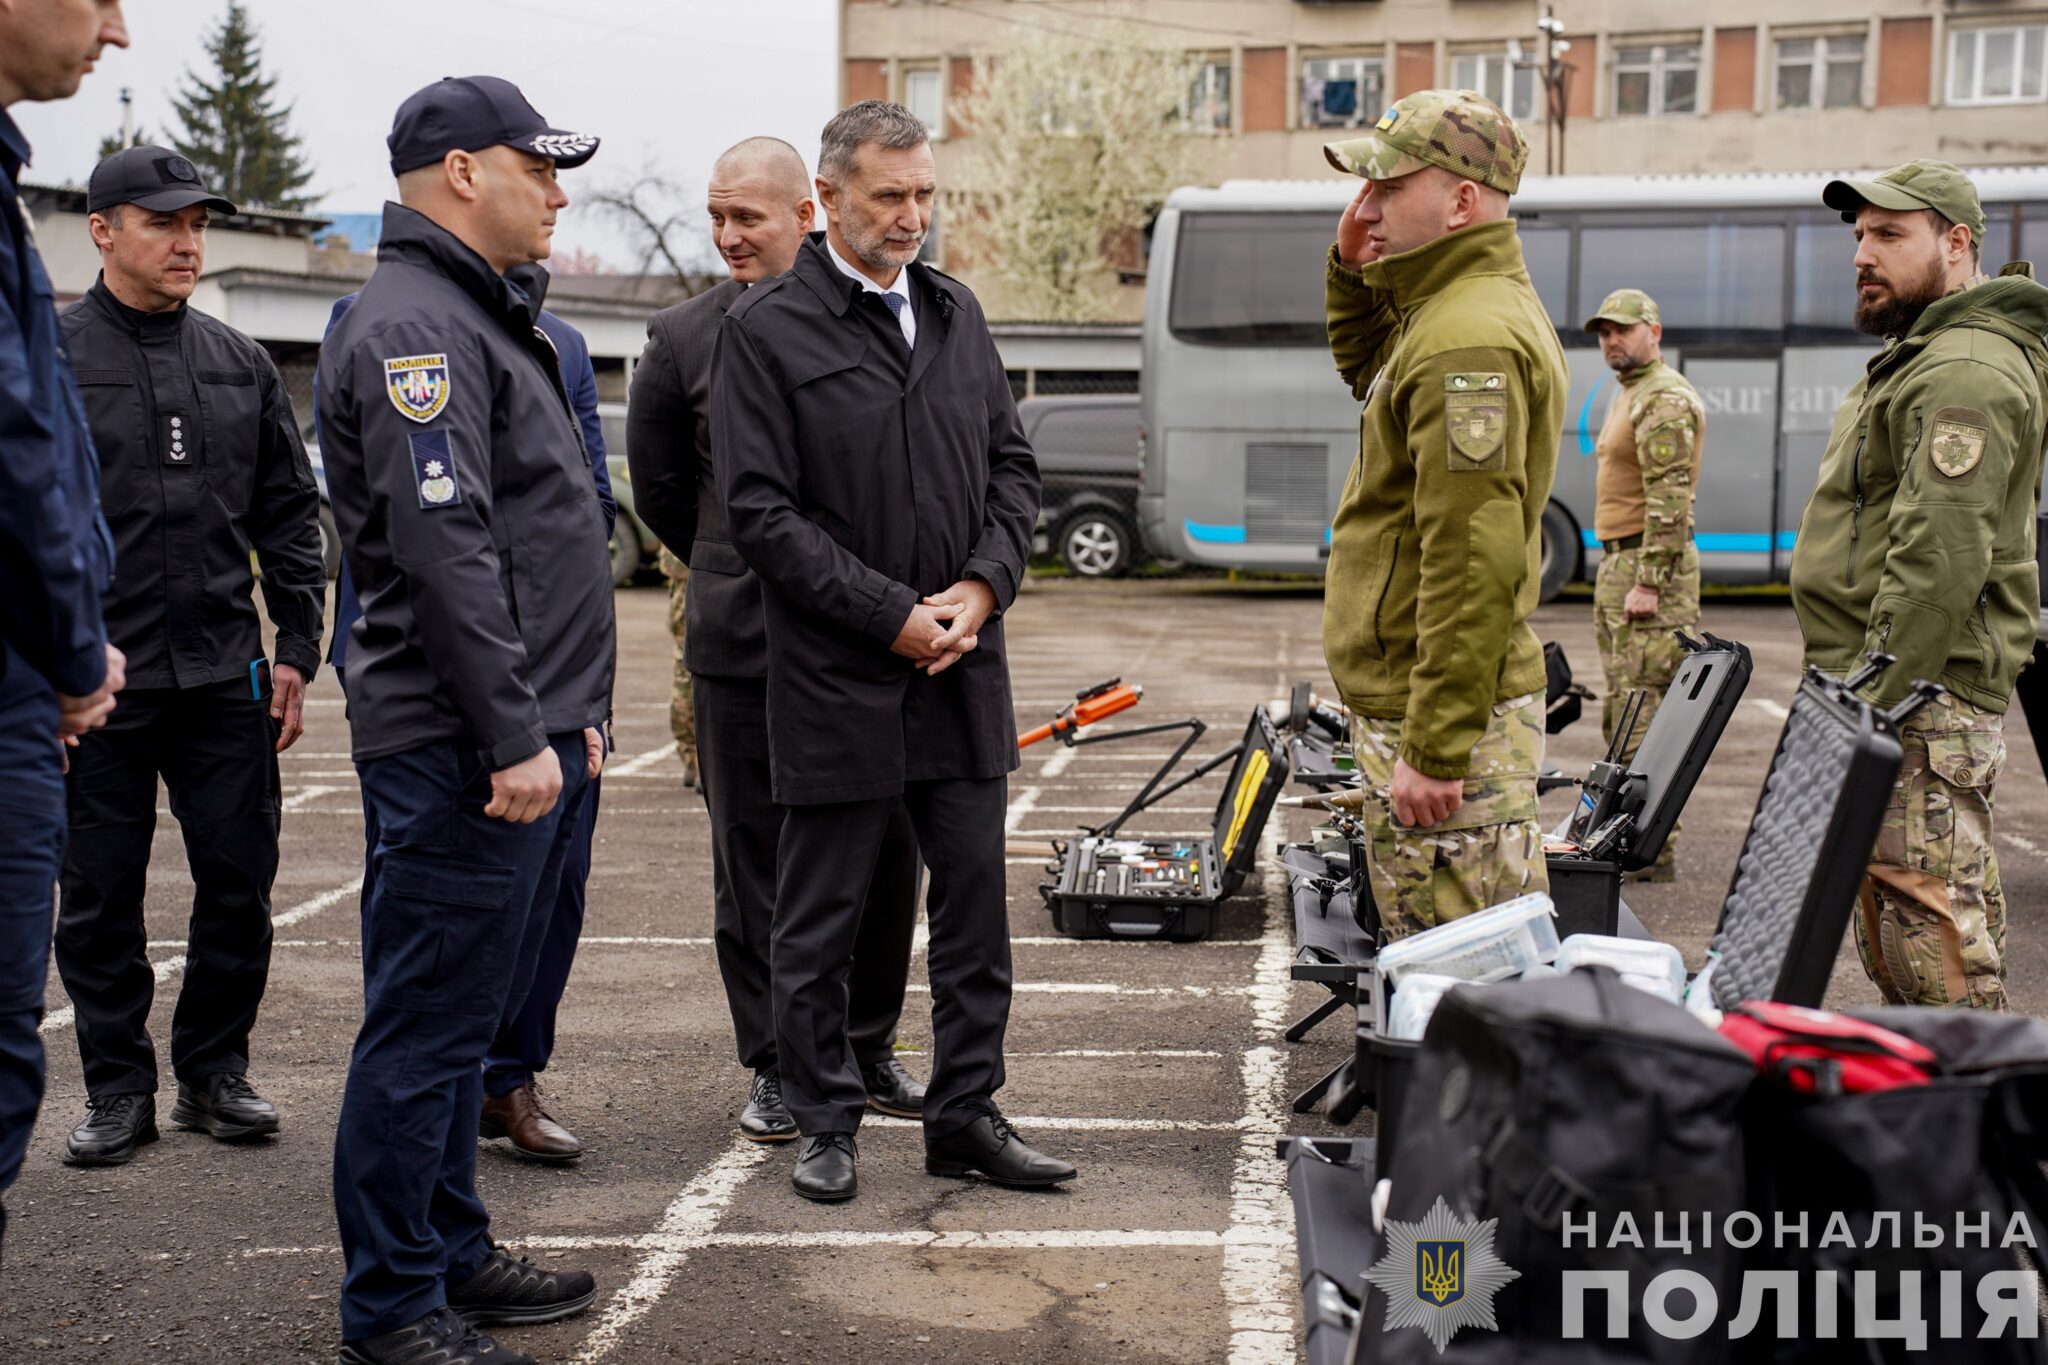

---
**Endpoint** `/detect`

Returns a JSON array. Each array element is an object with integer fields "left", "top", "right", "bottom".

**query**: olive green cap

[
  {"left": 1822, "top": 160, "right": 1985, "bottom": 240},
  {"left": 1583, "top": 288, "right": 1660, "bottom": 332},
  {"left": 1322, "top": 88, "right": 1528, "bottom": 195}
]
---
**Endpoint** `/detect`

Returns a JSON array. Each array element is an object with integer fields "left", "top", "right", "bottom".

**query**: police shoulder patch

[
  {"left": 1443, "top": 371, "right": 1509, "bottom": 471},
  {"left": 384, "top": 353, "right": 451, "bottom": 424},
  {"left": 408, "top": 430, "right": 461, "bottom": 509},
  {"left": 1926, "top": 405, "right": 1990, "bottom": 483}
]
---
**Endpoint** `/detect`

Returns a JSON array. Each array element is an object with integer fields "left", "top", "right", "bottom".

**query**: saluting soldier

[
  {"left": 1320, "top": 90, "right": 1567, "bottom": 939},
  {"left": 1792, "top": 161, "right": 2048, "bottom": 1013},
  {"left": 1584, "top": 287, "right": 1705, "bottom": 882}
]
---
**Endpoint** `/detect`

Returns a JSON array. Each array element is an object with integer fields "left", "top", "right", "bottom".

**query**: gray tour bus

[{"left": 1138, "top": 167, "right": 2048, "bottom": 599}]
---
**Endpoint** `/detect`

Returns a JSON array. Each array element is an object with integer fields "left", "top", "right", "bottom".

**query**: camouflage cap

[
  {"left": 1583, "top": 288, "right": 1661, "bottom": 332},
  {"left": 1822, "top": 160, "right": 1986, "bottom": 240},
  {"left": 1323, "top": 89, "right": 1527, "bottom": 195}
]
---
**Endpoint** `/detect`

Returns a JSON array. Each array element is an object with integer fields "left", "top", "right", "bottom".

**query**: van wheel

[
  {"left": 1057, "top": 510, "right": 1134, "bottom": 578},
  {"left": 610, "top": 516, "right": 643, "bottom": 587},
  {"left": 1538, "top": 502, "right": 1578, "bottom": 602}
]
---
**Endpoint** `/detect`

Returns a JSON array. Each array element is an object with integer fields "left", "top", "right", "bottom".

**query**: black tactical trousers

[{"left": 55, "top": 681, "right": 279, "bottom": 1097}]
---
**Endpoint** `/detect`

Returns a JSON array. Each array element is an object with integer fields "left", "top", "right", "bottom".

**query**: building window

[
  {"left": 903, "top": 66, "right": 944, "bottom": 135},
  {"left": 1776, "top": 33, "right": 1865, "bottom": 110},
  {"left": 1613, "top": 42, "right": 1700, "bottom": 117},
  {"left": 1302, "top": 56, "right": 1386, "bottom": 130},
  {"left": 1948, "top": 25, "right": 2048, "bottom": 106},
  {"left": 1188, "top": 59, "right": 1231, "bottom": 133},
  {"left": 1450, "top": 50, "right": 1537, "bottom": 121}
]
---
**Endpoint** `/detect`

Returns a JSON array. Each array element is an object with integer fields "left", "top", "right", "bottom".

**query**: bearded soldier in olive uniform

[
  {"left": 1792, "top": 161, "right": 2048, "bottom": 1012},
  {"left": 1586, "top": 288, "right": 1705, "bottom": 882},
  {"left": 1320, "top": 91, "right": 1567, "bottom": 939}
]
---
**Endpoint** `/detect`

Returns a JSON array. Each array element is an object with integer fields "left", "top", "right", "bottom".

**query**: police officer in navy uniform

[
  {"left": 318, "top": 77, "right": 611, "bottom": 1365},
  {"left": 0, "top": 0, "right": 129, "bottom": 1264},
  {"left": 55, "top": 146, "right": 326, "bottom": 1167}
]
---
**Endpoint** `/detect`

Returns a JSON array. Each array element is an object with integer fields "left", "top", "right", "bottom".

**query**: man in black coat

[
  {"left": 626, "top": 137, "right": 923, "bottom": 1144},
  {"left": 711, "top": 100, "right": 1073, "bottom": 1203},
  {"left": 56, "top": 146, "right": 326, "bottom": 1166}
]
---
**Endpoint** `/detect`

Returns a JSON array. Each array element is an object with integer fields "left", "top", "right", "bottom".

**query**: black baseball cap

[
  {"left": 87, "top": 146, "right": 237, "bottom": 216},
  {"left": 387, "top": 75, "right": 599, "bottom": 176}
]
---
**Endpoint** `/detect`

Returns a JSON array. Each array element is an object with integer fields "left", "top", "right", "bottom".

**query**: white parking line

[
  {"left": 862, "top": 1114, "right": 1242, "bottom": 1132},
  {"left": 245, "top": 1226, "right": 1285, "bottom": 1258},
  {"left": 1751, "top": 698, "right": 1790, "bottom": 721},
  {"left": 605, "top": 742, "right": 680, "bottom": 779},
  {"left": 2006, "top": 830, "right": 2046, "bottom": 858},
  {"left": 569, "top": 1139, "right": 771, "bottom": 1364},
  {"left": 281, "top": 784, "right": 346, "bottom": 811},
  {"left": 41, "top": 876, "right": 362, "bottom": 1035}
]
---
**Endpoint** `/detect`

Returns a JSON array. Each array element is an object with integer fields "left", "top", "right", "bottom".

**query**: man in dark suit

[
  {"left": 625, "top": 137, "right": 923, "bottom": 1143},
  {"left": 712, "top": 102, "right": 1072, "bottom": 1202}
]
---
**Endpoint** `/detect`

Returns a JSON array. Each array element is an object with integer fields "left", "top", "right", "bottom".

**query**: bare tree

[
  {"left": 580, "top": 165, "right": 720, "bottom": 296},
  {"left": 954, "top": 17, "right": 1203, "bottom": 322}
]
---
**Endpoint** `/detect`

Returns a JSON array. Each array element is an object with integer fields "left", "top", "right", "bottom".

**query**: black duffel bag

[{"left": 1361, "top": 968, "right": 1755, "bottom": 1364}]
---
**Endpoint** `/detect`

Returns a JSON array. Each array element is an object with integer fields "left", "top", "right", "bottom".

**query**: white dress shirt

[{"left": 824, "top": 234, "right": 917, "bottom": 348}]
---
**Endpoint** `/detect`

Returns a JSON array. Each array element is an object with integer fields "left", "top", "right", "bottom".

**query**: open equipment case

[{"left": 1040, "top": 705, "right": 1291, "bottom": 941}]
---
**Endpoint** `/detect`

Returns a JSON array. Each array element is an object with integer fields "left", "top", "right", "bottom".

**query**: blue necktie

[{"left": 881, "top": 292, "right": 908, "bottom": 344}]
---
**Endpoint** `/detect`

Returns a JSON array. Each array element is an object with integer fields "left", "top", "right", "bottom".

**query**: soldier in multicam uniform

[
  {"left": 1791, "top": 161, "right": 2048, "bottom": 1011},
  {"left": 1584, "top": 288, "right": 1704, "bottom": 882},
  {"left": 659, "top": 547, "right": 699, "bottom": 788},
  {"left": 1320, "top": 90, "right": 1568, "bottom": 939}
]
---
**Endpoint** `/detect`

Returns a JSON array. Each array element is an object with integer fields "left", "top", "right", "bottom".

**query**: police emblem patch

[
  {"left": 1365, "top": 1196, "right": 1519, "bottom": 1354},
  {"left": 385, "top": 354, "right": 451, "bottom": 424},
  {"left": 1927, "top": 406, "right": 1989, "bottom": 482},
  {"left": 408, "top": 430, "right": 461, "bottom": 508}
]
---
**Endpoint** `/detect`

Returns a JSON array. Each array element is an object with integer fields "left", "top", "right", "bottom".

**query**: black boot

[
  {"left": 739, "top": 1068, "right": 796, "bottom": 1142},
  {"left": 926, "top": 1111, "right": 1076, "bottom": 1188},
  {"left": 63, "top": 1093, "right": 158, "bottom": 1167},
  {"left": 170, "top": 1073, "right": 279, "bottom": 1141},
  {"left": 792, "top": 1131, "right": 858, "bottom": 1202},
  {"left": 338, "top": 1306, "right": 533, "bottom": 1365},
  {"left": 448, "top": 1243, "right": 597, "bottom": 1326},
  {"left": 863, "top": 1057, "right": 926, "bottom": 1119}
]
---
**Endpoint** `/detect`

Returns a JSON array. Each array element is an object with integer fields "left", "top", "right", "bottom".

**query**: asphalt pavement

[{"left": 0, "top": 579, "right": 2040, "bottom": 1364}]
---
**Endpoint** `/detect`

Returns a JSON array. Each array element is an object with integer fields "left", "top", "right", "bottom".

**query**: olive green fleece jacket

[
  {"left": 1789, "top": 262, "right": 2048, "bottom": 712},
  {"left": 1320, "top": 218, "right": 1568, "bottom": 779}
]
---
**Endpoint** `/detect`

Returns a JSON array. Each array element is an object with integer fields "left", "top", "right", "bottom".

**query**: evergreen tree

[
  {"left": 168, "top": 2, "right": 314, "bottom": 211},
  {"left": 97, "top": 126, "right": 151, "bottom": 161}
]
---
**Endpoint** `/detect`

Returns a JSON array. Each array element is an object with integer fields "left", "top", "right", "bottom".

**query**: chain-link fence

[{"left": 1005, "top": 367, "right": 1139, "bottom": 404}]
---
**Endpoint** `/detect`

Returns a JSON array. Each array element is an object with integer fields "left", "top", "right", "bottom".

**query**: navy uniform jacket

[
  {"left": 323, "top": 290, "right": 613, "bottom": 672},
  {"left": 61, "top": 277, "right": 325, "bottom": 689},
  {"left": 711, "top": 234, "right": 1039, "bottom": 804},
  {"left": 625, "top": 277, "right": 762, "bottom": 678},
  {"left": 316, "top": 203, "right": 614, "bottom": 768},
  {"left": 0, "top": 108, "right": 111, "bottom": 697}
]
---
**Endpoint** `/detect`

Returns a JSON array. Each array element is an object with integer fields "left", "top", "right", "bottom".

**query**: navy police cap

[
  {"left": 387, "top": 75, "right": 599, "bottom": 176},
  {"left": 88, "top": 145, "right": 237, "bottom": 217}
]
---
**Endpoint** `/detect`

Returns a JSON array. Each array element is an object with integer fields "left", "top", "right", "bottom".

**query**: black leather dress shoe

[
  {"left": 926, "top": 1111, "right": 1077, "bottom": 1188},
  {"left": 792, "top": 1131, "right": 858, "bottom": 1202},
  {"left": 63, "top": 1093, "right": 158, "bottom": 1167},
  {"left": 739, "top": 1068, "right": 797, "bottom": 1142},
  {"left": 170, "top": 1073, "right": 279, "bottom": 1141},
  {"left": 863, "top": 1057, "right": 926, "bottom": 1118},
  {"left": 449, "top": 1244, "right": 596, "bottom": 1326},
  {"left": 338, "top": 1306, "right": 533, "bottom": 1365}
]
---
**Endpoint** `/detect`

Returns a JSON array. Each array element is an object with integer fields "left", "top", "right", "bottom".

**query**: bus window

[
  {"left": 1518, "top": 223, "right": 1572, "bottom": 327},
  {"left": 2025, "top": 214, "right": 2048, "bottom": 267},
  {"left": 1168, "top": 211, "right": 1334, "bottom": 346},
  {"left": 1792, "top": 221, "right": 1858, "bottom": 333},
  {"left": 1578, "top": 223, "right": 1785, "bottom": 335},
  {"left": 1982, "top": 209, "right": 2017, "bottom": 273}
]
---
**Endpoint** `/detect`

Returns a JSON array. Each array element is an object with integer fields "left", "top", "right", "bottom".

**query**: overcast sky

[{"left": 13, "top": 0, "right": 840, "bottom": 268}]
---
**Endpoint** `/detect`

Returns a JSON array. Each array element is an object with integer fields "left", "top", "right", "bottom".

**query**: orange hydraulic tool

[{"left": 1018, "top": 678, "right": 1144, "bottom": 750}]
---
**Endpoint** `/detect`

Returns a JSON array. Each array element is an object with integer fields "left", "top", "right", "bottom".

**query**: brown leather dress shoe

[{"left": 479, "top": 1083, "right": 583, "bottom": 1164}]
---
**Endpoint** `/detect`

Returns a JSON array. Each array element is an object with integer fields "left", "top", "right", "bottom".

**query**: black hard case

[{"left": 1043, "top": 708, "right": 1291, "bottom": 941}]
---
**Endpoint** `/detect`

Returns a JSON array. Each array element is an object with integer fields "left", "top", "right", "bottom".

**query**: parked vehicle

[
  {"left": 1023, "top": 394, "right": 1145, "bottom": 578},
  {"left": 596, "top": 400, "right": 665, "bottom": 585}
]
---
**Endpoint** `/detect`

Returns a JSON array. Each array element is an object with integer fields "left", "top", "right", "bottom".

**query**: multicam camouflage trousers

[
  {"left": 1854, "top": 689, "right": 2009, "bottom": 1012},
  {"left": 660, "top": 548, "right": 697, "bottom": 765},
  {"left": 1594, "top": 544, "right": 1700, "bottom": 869},
  {"left": 1351, "top": 693, "right": 1549, "bottom": 941}
]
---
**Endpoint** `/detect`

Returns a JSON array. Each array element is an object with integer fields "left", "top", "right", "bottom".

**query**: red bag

[{"left": 1717, "top": 1001, "right": 1938, "bottom": 1096}]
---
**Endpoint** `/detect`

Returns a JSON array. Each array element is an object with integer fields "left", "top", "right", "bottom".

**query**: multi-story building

[{"left": 841, "top": 0, "right": 2048, "bottom": 323}]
